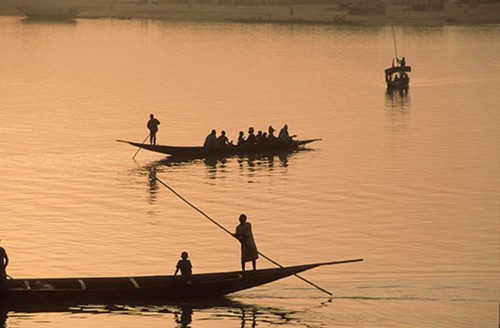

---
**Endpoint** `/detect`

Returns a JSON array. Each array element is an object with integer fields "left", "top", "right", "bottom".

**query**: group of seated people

[
  {"left": 391, "top": 72, "right": 409, "bottom": 83},
  {"left": 203, "top": 124, "right": 297, "bottom": 149}
]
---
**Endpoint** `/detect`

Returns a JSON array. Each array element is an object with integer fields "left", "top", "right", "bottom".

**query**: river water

[{"left": 0, "top": 16, "right": 499, "bottom": 328}]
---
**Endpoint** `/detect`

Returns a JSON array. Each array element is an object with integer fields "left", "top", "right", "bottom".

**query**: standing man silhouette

[
  {"left": 233, "top": 214, "right": 259, "bottom": 272},
  {"left": 147, "top": 114, "right": 161, "bottom": 145}
]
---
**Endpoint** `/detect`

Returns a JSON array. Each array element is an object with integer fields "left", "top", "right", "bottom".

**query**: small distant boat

[
  {"left": 16, "top": 6, "right": 78, "bottom": 20},
  {"left": 1, "top": 259, "right": 362, "bottom": 304},
  {"left": 117, "top": 139, "right": 321, "bottom": 158},
  {"left": 385, "top": 26, "right": 411, "bottom": 89},
  {"left": 385, "top": 61, "right": 411, "bottom": 89}
]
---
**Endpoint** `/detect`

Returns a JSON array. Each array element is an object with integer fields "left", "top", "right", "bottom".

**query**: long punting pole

[
  {"left": 132, "top": 134, "right": 150, "bottom": 160},
  {"left": 392, "top": 25, "right": 398, "bottom": 59},
  {"left": 154, "top": 176, "right": 334, "bottom": 296}
]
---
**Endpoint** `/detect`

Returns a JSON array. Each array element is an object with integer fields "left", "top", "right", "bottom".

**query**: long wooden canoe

[
  {"left": 1, "top": 259, "right": 362, "bottom": 304},
  {"left": 117, "top": 139, "right": 321, "bottom": 158}
]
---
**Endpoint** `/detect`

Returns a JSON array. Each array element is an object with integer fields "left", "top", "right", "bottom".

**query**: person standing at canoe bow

[
  {"left": 233, "top": 214, "right": 259, "bottom": 272},
  {"left": 147, "top": 114, "right": 161, "bottom": 145},
  {"left": 278, "top": 124, "right": 296, "bottom": 145},
  {"left": 0, "top": 241, "right": 9, "bottom": 291}
]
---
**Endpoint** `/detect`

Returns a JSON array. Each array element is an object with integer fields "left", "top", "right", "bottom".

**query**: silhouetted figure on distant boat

[
  {"left": 217, "top": 130, "right": 231, "bottom": 147},
  {"left": 267, "top": 125, "right": 277, "bottom": 143},
  {"left": 174, "top": 251, "right": 192, "bottom": 283},
  {"left": 258, "top": 131, "right": 269, "bottom": 146},
  {"left": 256, "top": 130, "right": 264, "bottom": 144},
  {"left": 397, "top": 56, "right": 406, "bottom": 67},
  {"left": 203, "top": 129, "right": 218, "bottom": 149},
  {"left": 246, "top": 127, "right": 256, "bottom": 147},
  {"left": 147, "top": 114, "right": 161, "bottom": 145},
  {"left": 237, "top": 131, "right": 245, "bottom": 146},
  {"left": 0, "top": 241, "right": 9, "bottom": 291},
  {"left": 233, "top": 214, "right": 259, "bottom": 272},
  {"left": 278, "top": 124, "right": 296, "bottom": 144}
]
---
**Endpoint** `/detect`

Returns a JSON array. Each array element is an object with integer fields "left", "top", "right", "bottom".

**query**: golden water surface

[{"left": 0, "top": 17, "right": 499, "bottom": 327}]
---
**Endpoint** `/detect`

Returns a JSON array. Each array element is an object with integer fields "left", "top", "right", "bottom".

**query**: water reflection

[
  {"left": 147, "top": 165, "right": 159, "bottom": 205},
  {"left": 174, "top": 305, "right": 192, "bottom": 328},
  {"left": 153, "top": 148, "right": 313, "bottom": 171},
  {"left": 385, "top": 88, "right": 411, "bottom": 134},
  {"left": 240, "top": 307, "right": 257, "bottom": 328},
  {"left": 1, "top": 300, "right": 296, "bottom": 328},
  {"left": 129, "top": 146, "right": 317, "bottom": 207},
  {"left": 140, "top": 149, "right": 307, "bottom": 182},
  {"left": 130, "top": 150, "right": 316, "bottom": 204},
  {"left": 385, "top": 87, "right": 411, "bottom": 109}
]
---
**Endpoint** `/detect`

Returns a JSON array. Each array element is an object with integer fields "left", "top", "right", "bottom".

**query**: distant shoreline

[{"left": 1, "top": 2, "right": 499, "bottom": 26}]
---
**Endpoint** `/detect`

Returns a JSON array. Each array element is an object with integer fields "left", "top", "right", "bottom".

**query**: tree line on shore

[{"left": 130, "top": 0, "right": 344, "bottom": 5}]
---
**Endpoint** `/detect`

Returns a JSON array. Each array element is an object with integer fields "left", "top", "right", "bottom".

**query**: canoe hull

[
  {"left": 117, "top": 139, "right": 321, "bottom": 158},
  {"left": 0, "top": 260, "right": 362, "bottom": 304}
]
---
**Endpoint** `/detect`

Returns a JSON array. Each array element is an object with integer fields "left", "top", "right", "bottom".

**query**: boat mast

[{"left": 392, "top": 25, "right": 398, "bottom": 60}]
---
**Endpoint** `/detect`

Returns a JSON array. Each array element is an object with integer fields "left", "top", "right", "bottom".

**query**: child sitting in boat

[{"left": 174, "top": 251, "right": 192, "bottom": 283}]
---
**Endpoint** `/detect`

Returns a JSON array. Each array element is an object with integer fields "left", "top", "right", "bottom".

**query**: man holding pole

[
  {"left": 233, "top": 214, "right": 259, "bottom": 272},
  {"left": 147, "top": 114, "right": 161, "bottom": 145}
]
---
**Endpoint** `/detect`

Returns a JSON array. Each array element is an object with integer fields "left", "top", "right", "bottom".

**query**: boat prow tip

[{"left": 317, "top": 258, "right": 364, "bottom": 267}]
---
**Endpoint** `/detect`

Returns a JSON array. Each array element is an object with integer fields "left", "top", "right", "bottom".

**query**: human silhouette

[
  {"left": 237, "top": 131, "right": 245, "bottom": 146},
  {"left": 246, "top": 127, "right": 256, "bottom": 147},
  {"left": 217, "top": 130, "right": 230, "bottom": 147},
  {"left": 174, "top": 251, "right": 192, "bottom": 282},
  {"left": 233, "top": 214, "right": 259, "bottom": 272},
  {"left": 278, "top": 124, "right": 296, "bottom": 144},
  {"left": 147, "top": 114, "right": 161, "bottom": 145},
  {"left": 267, "top": 125, "right": 277, "bottom": 143},
  {"left": 203, "top": 129, "right": 218, "bottom": 148}
]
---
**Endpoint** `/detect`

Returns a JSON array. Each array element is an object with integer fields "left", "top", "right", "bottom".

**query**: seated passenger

[
  {"left": 217, "top": 130, "right": 231, "bottom": 147},
  {"left": 203, "top": 129, "right": 218, "bottom": 149},
  {"left": 237, "top": 131, "right": 245, "bottom": 147},
  {"left": 259, "top": 132, "right": 269, "bottom": 145},
  {"left": 246, "top": 127, "right": 256, "bottom": 147},
  {"left": 267, "top": 126, "right": 278, "bottom": 143},
  {"left": 256, "top": 130, "right": 263, "bottom": 144},
  {"left": 174, "top": 251, "right": 192, "bottom": 283},
  {"left": 278, "top": 124, "right": 296, "bottom": 144}
]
